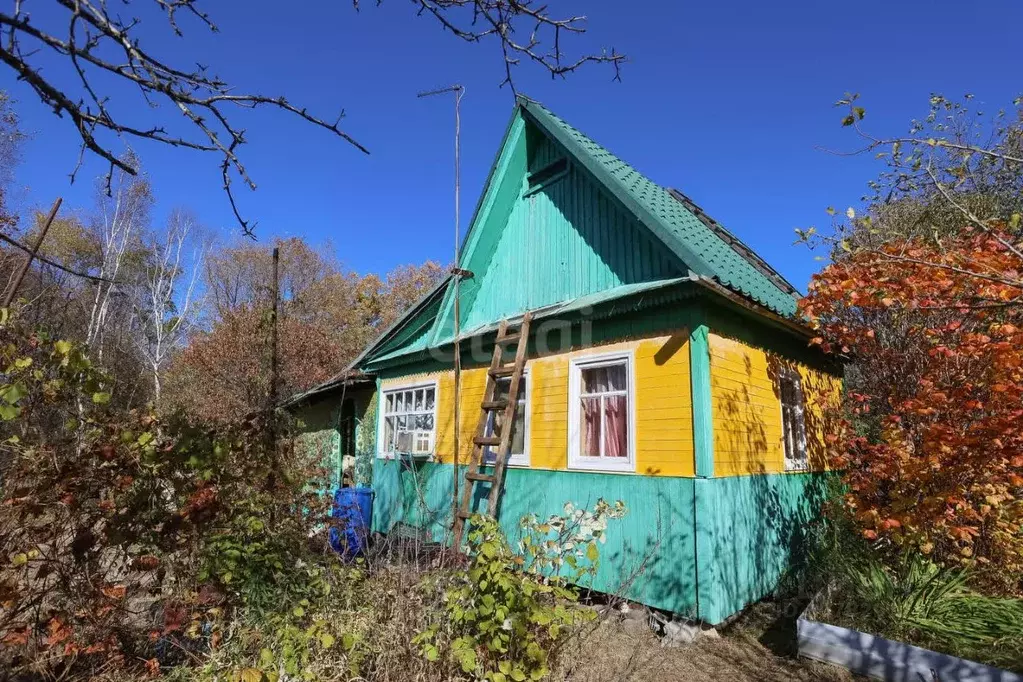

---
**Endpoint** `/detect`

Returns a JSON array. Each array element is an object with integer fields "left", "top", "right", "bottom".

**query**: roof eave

[
  {"left": 280, "top": 370, "right": 377, "bottom": 409},
  {"left": 686, "top": 273, "right": 814, "bottom": 340},
  {"left": 347, "top": 273, "right": 453, "bottom": 370}
]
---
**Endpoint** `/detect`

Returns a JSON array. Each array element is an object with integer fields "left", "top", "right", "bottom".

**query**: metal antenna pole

[{"left": 418, "top": 84, "right": 465, "bottom": 539}]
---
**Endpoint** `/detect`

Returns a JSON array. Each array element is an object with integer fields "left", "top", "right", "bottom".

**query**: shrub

[
  {"left": 415, "top": 501, "right": 626, "bottom": 682},
  {"left": 0, "top": 312, "right": 333, "bottom": 679}
]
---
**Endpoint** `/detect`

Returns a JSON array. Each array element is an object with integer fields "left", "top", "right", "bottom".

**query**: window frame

[
  {"left": 482, "top": 367, "right": 531, "bottom": 468},
  {"left": 567, "top": 350, "right": 636, "bottom": 473},
  {"left": 778, "top": 367, "right": 809, "bottom": 472},
  {"left": 376, "top": 379, "right": 439, "bottom": 460}
]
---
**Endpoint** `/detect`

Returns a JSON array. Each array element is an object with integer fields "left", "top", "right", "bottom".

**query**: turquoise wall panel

[
  {"left": 695, "top": 472, "right": 831, "bottom": 623},
  {"left": 462, "top": 163, "right": 681, "bottom": 331},
  {"left": 371, "top": 460, "right": 699, "bottom": 616},
  {"left": 370, "top": 459, "right": 827, "bottom": 623},
  {"left": 456, "top": 119, "right": 681, "bottom": 333}
]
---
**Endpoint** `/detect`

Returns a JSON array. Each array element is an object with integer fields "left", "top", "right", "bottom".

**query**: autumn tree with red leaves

[{"left": 801, "top": 94, "right": 1023, "bottom": 590}]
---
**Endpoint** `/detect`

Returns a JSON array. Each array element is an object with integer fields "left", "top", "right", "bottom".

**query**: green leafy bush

[{"left": 415, "top": 502, "right": 626, "bottom": 682}]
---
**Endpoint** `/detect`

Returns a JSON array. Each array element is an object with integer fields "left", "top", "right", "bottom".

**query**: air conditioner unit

[{"left": 395, "top": 431, "right": 413, "bottom": 453}]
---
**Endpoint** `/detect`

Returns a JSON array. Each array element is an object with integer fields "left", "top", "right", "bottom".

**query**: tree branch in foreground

[{"left": 2, "top": 0, "right": 624, "bottom": 237}]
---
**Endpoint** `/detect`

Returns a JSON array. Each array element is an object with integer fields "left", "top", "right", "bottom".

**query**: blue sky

[{"left": 4, "top": 0, "right": 1021, "bottom": 291}]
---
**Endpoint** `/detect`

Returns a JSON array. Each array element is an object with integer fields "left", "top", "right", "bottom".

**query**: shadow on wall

[
  {"left": 371, "top": 460, "right": 702, "bottom": 616},
  {"left": 700, "top": 347, "right": 833, "bottom": 622}
]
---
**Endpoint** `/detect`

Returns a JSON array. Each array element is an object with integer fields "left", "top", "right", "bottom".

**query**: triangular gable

[
  {"left": 425, "top": 105, "right": 686, "bottom": 344},
  {"left": 516, "top": 97, "right": 799, "bottom": 317},
  {"left": 357, "top": 96, "right": 800, "bottom": 369}
]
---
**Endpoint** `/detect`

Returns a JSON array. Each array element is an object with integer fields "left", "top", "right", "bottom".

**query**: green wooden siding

[
  {"left": 462, "top": 162, "right": 681, "bottom": 331},
  {"left": 372, "top": 460, "right": 699, "bottom": 616},
  {"left": 457, "top": 121, "right": 681, "bottom": 333},
  {"left": 517, "top": 98, "right": 800, "bottom": 317},
  {"left": 369, "top": 459, "right": 829, "bottom": 623},
  {"left": 405, "top": 113, "right": 684, "bottom": 352},
  {"left": 694, "top": 473, "right": 832, "bottom": 623}
]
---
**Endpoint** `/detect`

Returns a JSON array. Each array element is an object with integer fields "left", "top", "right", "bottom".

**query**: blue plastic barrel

[{"left": 328, "top": 487, "right": 374, "bottom": 559}]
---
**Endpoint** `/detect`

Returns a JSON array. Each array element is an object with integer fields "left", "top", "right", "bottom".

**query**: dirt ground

[{"left": 557, "top": 600, "right": 857, "bottom": 682}]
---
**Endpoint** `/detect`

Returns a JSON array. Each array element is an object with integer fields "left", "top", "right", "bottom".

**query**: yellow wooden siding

[
  {"left": 708, "top": 334, "right": 840, "bottom": 476},
  {"left": 634, "top": 336, "right": 693, "bottom": 476},
  {"left": 529, "top": 356, "right": 570, "bottom": 469},
  {"left": 380, "top": 333, "right": 694, "bottom": 476}
]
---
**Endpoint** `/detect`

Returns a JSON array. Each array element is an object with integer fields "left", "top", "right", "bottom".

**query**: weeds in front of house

[
  {"left": 412, "top": 503, "right": 625, "bottom": 682},
  {"left": 181, "top": 506, "right": 626, "bottom": 682},
  {"left": 0, "top": 311, "right": 624, "bottom": 681}
]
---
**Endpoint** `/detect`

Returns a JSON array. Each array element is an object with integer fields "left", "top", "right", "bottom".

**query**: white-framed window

[
  {"left": 482, "top": 369, "right": 530, "bottom": 467},
  {"left": 377, "top": 381, "right": 438, "bottom": 458},
  {"left": 568, "top": 352, "right": 635, "bottom": 472},
  {"left": 779, "top": 368, "right": 808, "bottom": 471}
]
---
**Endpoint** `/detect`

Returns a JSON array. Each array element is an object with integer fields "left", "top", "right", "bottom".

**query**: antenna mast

[{"left": 417, "top": 85, "right": 467, "bottom": 539}]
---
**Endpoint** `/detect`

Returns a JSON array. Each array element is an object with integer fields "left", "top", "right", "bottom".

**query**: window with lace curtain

[
  {"left": 779, "top": 368, "right": 808, "bottom": 471},
  {"left": 568, "top": 352, "right": 634, "bottom": 472},
  {"left": 378, "top": 382, "right": 437, "bottom": 457},
  {"left": 482, "top": 370, "right": 529, "bottom": 467}
]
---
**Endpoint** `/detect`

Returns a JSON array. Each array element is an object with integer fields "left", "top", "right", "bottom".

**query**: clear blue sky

[{"left": 5, "top": 0, "right": 1021, "bottom": 291}]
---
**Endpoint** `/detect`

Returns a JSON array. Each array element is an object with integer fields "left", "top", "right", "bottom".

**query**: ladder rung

[
  {"left": 455, "top": 510, "right": 472, "bottom": 520},
  {"left": 473, "top": 435, "right": 502, "bottom": 447},
  {"left": 489, "top": 366, "right": 515, "bottom": 378},
  {"left": 497, "top": 333, "right": 521, "bottom": 345},
  {"left": 466, "top": 472, "right": 496, "bottom": 483},
  {"left": 481, "top": 399, "right": 508, "bottom": 411}
]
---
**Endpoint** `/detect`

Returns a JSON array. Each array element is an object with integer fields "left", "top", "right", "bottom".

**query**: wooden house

[{"left": 291, "top": 96, "right": 841, "bottom": 624}]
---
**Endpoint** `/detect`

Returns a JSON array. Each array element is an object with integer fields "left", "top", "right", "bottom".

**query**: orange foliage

[{"left": 801, "top": 229, "right": 1023, "bottom": 587}]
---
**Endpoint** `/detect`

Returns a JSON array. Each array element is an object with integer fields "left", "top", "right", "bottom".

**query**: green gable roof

[
  {"left": 517, "top": 96, "right": 799, "bottom": 317},
  {"left": 349, "top": 96, "right": 803, "bottom": 372}
]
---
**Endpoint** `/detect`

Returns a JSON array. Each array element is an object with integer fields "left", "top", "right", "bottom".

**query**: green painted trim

[
  {"left": 693, "top": 478, "right": 715, "bottom": 621},
  {"left": 349, "top": 274, "right": 452, "bottom": 369},
  {"left": 432, "top": 115, "right": 527, "bottom": 345},
  {"left": 459, "top": 109, "right": 526, "bottom": 263},
  {"left": 690, "top": 324, "right": 714, "bottom": 478}
]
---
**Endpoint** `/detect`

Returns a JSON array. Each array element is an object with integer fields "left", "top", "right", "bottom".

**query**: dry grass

[{"left": 556, "top": 601, "right": 856, "bottom": 682}]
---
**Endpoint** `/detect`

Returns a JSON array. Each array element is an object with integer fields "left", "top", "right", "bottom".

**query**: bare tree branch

[
  {"left": 406, "top": 0, "right": 624, "bottom": 94},
  {"left": 0, "top": 0, "right": 368, "bottom": 237},
  {"left": 0, "top": 231, "right": 119, "bottom": 284},
  {"left": 1, "top": 0, "right": 624, "bottom": 237}
]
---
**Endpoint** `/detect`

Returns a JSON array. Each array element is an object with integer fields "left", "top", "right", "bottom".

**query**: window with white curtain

[
  {"left": 568, "top": 352, "right": 634, "bottom": 472},
  {"left": 378, "top": 382, "right": 437, "bottom": 457},
  {"left": 779, "top": 368, "right": 808, "bottom": 471}
]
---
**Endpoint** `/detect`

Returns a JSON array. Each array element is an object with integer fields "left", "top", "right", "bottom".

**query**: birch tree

[
  {"left": 132, "top": 209, "right": 204, "bottom": 404},
  {"left": 84, "top": 153, "right": 150, "bottom": 363}
]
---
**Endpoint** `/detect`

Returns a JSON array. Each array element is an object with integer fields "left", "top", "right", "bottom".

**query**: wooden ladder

[{"left": 452, "top": 312, "right": 533, "bottom": 549}]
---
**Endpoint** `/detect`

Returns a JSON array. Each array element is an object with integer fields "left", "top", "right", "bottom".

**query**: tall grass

[{"left": 804, "top": 515, "right": 1023, "bottom": 672}]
